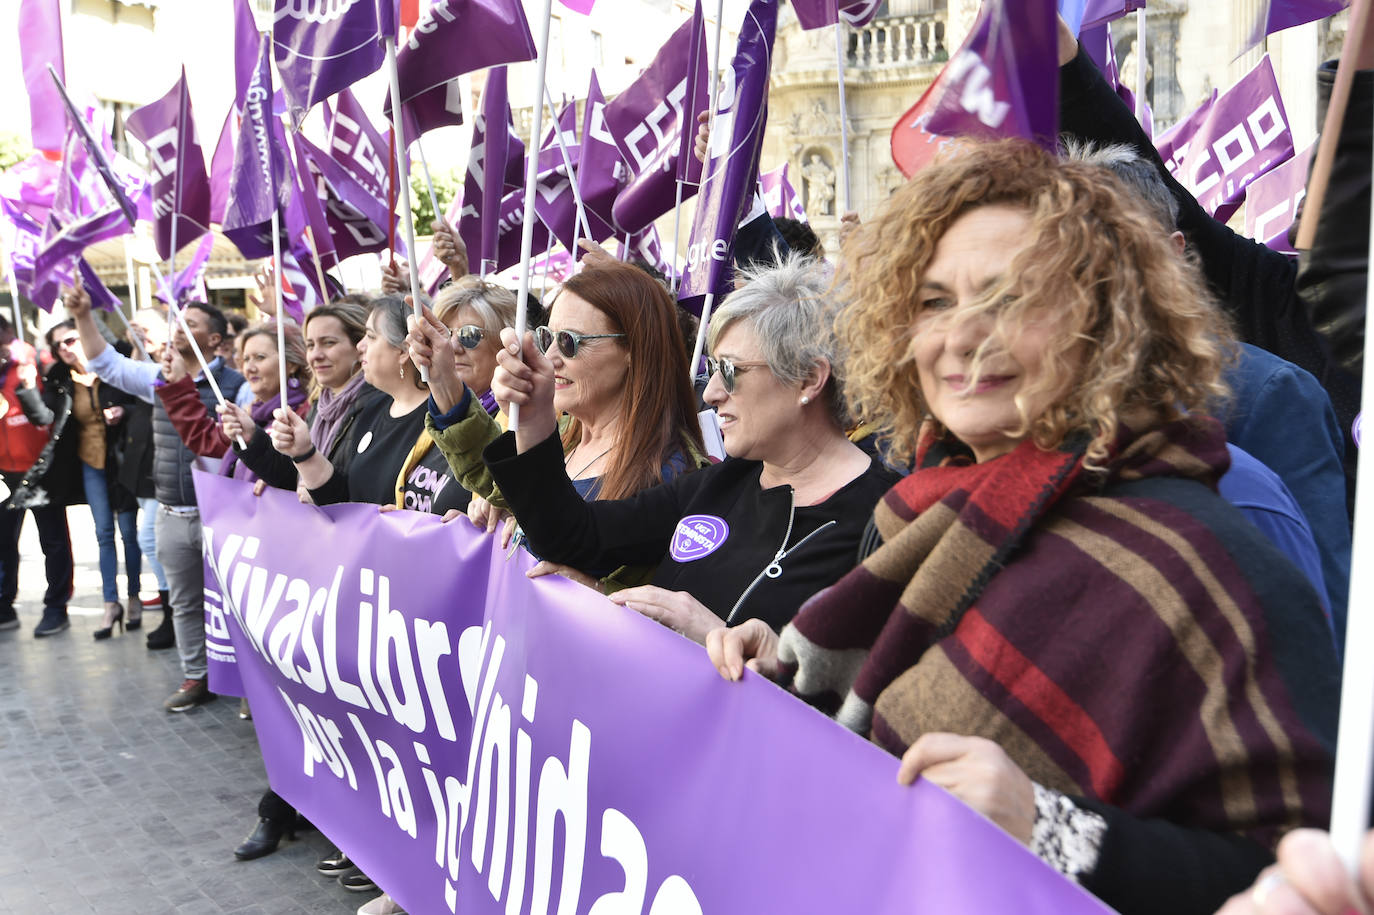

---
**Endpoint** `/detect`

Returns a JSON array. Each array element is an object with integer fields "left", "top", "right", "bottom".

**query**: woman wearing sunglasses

[{"left": 484, "top": 256, "right": 898, "bottom": 643}]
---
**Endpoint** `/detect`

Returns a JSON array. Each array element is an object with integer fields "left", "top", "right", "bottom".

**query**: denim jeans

[
  {"left": 137, "top": 496, "right": 168, "bottom": 592},
  {"left": 0, "top": 472, "right": 73, "bottom": 611},
  {"left": 81, "top": 462, "right": 141, "bottom": 603}
]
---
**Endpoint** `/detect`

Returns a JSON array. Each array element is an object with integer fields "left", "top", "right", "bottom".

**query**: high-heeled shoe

[
  {"left": 93, "top": 601, "right": 124, "bottom": 641},
  {"left": 125, "top": 597, "right": 142, "bottom": 632},
  {"left": 233, "top": 815, "right": 296, "bottom": 860}
]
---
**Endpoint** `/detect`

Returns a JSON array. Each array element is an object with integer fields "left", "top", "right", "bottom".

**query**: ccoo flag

[
  {"left": 458, "top": 68, "right": 526, "bottom": 275},
  {"left": 576, "top": 71, "right": 627, "bottom": 246},
  {"left": 273, "top": 0, "right": 387, "bottom": 125},
  {"left": 678, "top": 0, "right": 778, "bottom": 316},
  {"left": 125, "top": 68, "right": 213, "bottom": 263},
  {"left": 890, "top": 0, "right": 1058, "bottom": 177}
]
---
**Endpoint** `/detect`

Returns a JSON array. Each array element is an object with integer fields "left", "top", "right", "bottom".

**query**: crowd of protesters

[{"left": 0, "top": 14, "right": 1371, "bottom": 915}]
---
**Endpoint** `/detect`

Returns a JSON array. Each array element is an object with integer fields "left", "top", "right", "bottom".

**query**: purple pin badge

[{"left": 669, "top": 514, "right": 730, "bottom": 562}]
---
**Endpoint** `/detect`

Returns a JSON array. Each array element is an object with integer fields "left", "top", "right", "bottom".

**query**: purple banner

[
  {"left": 223, "top": 40, "right": 291, "bottom": 260},
  {"left": 126, "top": 69, "right": 213, "bottom": 263},
  {"left": 389, "top": 0, "right": 536, "bottom": 142},
  {"left": 195, "top": 471, "right": 1114, "bottom": 915},
  {"left": 575, "top": 71, "right": 625, "bottom": 246},
  {"left": 604, "top": 14, "right": 709, "bottom": 234},
  {"left": 272, "top": 0, "right": 386, "bottom": 125},
  {"left": 1245, "top": 143, "right": 1312, "bottom": 255},
  {"left": 1155, "top": 54, "right": 1293, "bottom": 225},
  {"left": 759, "top": 162, "right": 806, "bottom": 222},
  {"left": 18, "top": 0, "right": 66, "bottom": 152},
  {"left": 790, "top": 0, "right": 882, "bottom": 29},
  {"left": 678, "top": 0, "right": 777, "bottom": 315}
]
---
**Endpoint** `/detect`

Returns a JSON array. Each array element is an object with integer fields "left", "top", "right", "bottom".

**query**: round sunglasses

[
  {"left": 450, "top": 324, "right": 487, "bottom": 350},
  {"left": 704, "top": 355, "right": 769, "bottom": 394},
  {"left": 534, "top": 325, "right": 626, "bottom": 358}
]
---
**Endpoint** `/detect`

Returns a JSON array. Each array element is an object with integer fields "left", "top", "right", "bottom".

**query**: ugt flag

[
  {"left": 891, "top": 0, "right": 1058, "bottom": 177},
  {"left": 1154, "top": 54, "right": 1293, "bottom": 225},
  {"left": 678, "top": 0, "right": 777, "bottom": 316},
  {"left": 223, "top": 40, "right": 292, "bottom": 260},
  {"left": 604, "top": 11, "right": 710, "bottom": 234},
  {"left": 125, "top": 68, "right": 213, "bottom": 263},
  {"left": 389, "top": 0, "right": 537, "bottom": 142},
  {"left": 273, "top": 0, "right": 388, "bottom": 125}
]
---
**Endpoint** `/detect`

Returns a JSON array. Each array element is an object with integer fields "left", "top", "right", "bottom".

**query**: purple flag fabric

[
  {"left": 489, "top": 188, "right": 550, "bottom": 274},
  {"left": 195, "top": 470, "right": 1116, "bottom": 915},
  {"left": 330, "top": 88, "right": 395, "bottom": 205},
  {"left": 233, "top": 0, "right": 261, "bottom": 105},
  {"left": 272, "top": 0, "right": 386, "bottom": 125},
  {"left": 298, "top": 134, "right": 399, "bottom": 262},
  {"left": 223, "top": 41, "right": 291, "bottom": 260},
  {"left": 458, "top": 68, "right": 526, "bottom": 275},
  {"left": 604, "top": 13, "right": 709, "bottom": 234},
  {"left": 388, "top": 0, "right": 536, "bottom": 142},
  {"left": 0, "top": 155, "right": 60, "bottom": 305},
  {"left": 18, "top": 0, "right": 66, "bottom": 152},
  {"left": 279, "top": 248, "right": 322, "bottom": 324},
  {"left": 532, "top": 104, "right": 584, "bottom": 253},
  {"left": 126, "top": 69, "right": 213, "bottom": 262},
  {"left": 576, "top": 71, "right": 626, "bottom": 246},
  {"left": 209, "top": 110, "right": 236, "bottom": 226},
  {"left": 676, "top": 0, "right": 708, "bottom": 182},
  {"left": 678, "top": 0, "right": 777, "bottom": 315},
  {"left": 760, "top": 162, "right": 807, "bottom": 222},
  {"left": 1244, "top": 0, "right": 1347, "bottom": 49},
  {"left": 1244, "top": 143, "right": 1312, "bottom": 255},
  {"left": 617, "top": 225, "right": 675, "bottom": 280},
  {"left": 790, "top": 0, "right": 883, "bottom": 30},
  {"left": 1081, "top": 0, "right": 1146, "bottom": 30},
  {"left": 153, "top": 232, "right": 215, "bottom": 305},
  {"left": 76, "top": 258, "right": 122, "bottom": 312},
  {"left": 288, "top": 132, "right": 339, "bottom": 270},
  {"left": 1155, "top": 54, "right": 1293, "bottom": 225}
]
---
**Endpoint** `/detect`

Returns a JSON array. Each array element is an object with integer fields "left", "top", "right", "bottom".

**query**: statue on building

[{"left": 802, "top": 154, "right": 836, "bottom": 216}]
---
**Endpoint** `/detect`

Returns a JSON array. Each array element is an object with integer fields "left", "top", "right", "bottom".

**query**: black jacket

[
  {"left": 234, "top": 383, "right": 384, "bottom": 492},
  {"left": 32, "top": 360, "right": 142, "bottom": 510},
  {"left": 486, "top": 430, "right": 899, "bottom": 630}
]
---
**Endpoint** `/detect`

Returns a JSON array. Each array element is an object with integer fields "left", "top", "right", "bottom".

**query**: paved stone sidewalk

[{"left": 0, "top": 509, "right": 365, "bottom": 915}]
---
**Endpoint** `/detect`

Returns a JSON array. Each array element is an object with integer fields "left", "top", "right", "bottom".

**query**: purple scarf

[
  {"left": 479, "top": 388, "right": 499, "bottom": 417},
  {"left": 220, "top": 377, "right": 310, "bottom": 481},
  {"left": 310, "top": 371, "right": 368, "bottom": 458}
]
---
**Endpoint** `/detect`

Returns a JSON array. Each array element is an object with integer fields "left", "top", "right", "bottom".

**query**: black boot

[
  {"left": 145, "top": 605, "right": 175, "bottom": 650},
  {"left": 33, "top": 606, "right": 69, "bottom": 638},
  {"left": 233, "top": 816, "right": 294, "bottom": 861}
]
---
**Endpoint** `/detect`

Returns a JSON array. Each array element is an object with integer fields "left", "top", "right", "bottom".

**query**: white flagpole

[
  {"left": 670, "top": 181, "right": 686, "bottom": 292},
  {"left": 415, "top": 136, "right": 441, "bottom": 225},
  {"left": 541, "top": 83, "right": 593, "bottom": 242},
  {"left": 688, "top": 293, "right": 714, "bottom": 381},
  {"left": 1135, "top": 9, "right": 1147, "bottom": 122},
  {"left": 384, "top": 34, "right": 429, "bottom": 383},
  {"left": 122, "top": 237, "right": 138, "bottom": 327},
  {"left": 104, "top": 303, "right": 149, "bottom": 362},
  {"left": 687, "top": 0, "right": 728, "bottom": 381},
  {"left": 3, "top": 255, "right": 24, "bottom": 347},
  {"left": 835, "top": 18, "right": 852, "bottom": 212},
  {"left": 508, "top": 0, "right": 556, "bottom": 432},
  {"left": 271, "top": 207, "right": 288, "bottom": 414},
  {"left": 539, "top": 233, "right": 554, "bottom": 303}
]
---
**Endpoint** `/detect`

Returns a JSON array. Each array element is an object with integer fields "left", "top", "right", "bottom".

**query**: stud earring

[{"left": 800, "top": 395, "right": 810, "bottom": 405}]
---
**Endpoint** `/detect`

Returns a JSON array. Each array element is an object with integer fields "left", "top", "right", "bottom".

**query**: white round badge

[{"left": 357, "top": 431, "right": 373, "bottom": 453}]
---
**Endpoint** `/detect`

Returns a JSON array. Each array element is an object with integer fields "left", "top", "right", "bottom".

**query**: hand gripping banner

[{"left": 196, "top": 472, "right": 1114, "bottom": 915}]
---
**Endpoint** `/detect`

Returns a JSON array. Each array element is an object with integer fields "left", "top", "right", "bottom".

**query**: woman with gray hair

[{"left": 483, "top": 255, "right": 898, "bottom": 643}]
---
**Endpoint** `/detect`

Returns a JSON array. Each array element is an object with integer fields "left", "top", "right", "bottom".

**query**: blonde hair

[
  {"left": 835, "top": 140, "right": 1234, "bottom": 469},
  {"left": 433, "top": 276, "right": 519, "bottom": 332}
]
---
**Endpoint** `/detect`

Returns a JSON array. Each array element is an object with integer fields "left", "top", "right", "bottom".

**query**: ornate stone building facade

[{"left": 758, "top": 0, "right": 1346, "bottom": 253}]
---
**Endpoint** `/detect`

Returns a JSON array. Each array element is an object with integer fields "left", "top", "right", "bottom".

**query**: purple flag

[
  {"left": 223, "top": 41, "right": 291, "bottom": 260},
  {"left": 233, "top": 0, "right": 261, "bottom": 104},
  {"left": 0, "top": 153, "right": 61, "bottom": 228},
  {"left": 604, "top": 13, "right": 709, "bottom": 234},
  {"left": 76, "top": 258, "right": 122, "bottom": 312},
  {"left": 298, "top": 134, "right": 399, "bottom": 262},
  {"left": 18, "top": 0, "right": 66, "bottom": 152},
  {"left": 288, "top": 132, "right": 338, "bottom": 270},
  {"left": 208, "top": 110, "right": 236, "bottom": 226},
  {"left": 618, "top": 225, "right": 675, "bottom": 280},
  {"left": 532, "top": 104, "right": 584, "bottom": 253},
  {"left": 1245, "top": 0, "right": 1347, "bottom": 50},
  {"left": 272, "top": 0, "right": 386, "bottom": 125},
  {"left": 331, "top": 88, "right": 394, "bottom": 207},
  {"left": 1155, "top": 55, "right": 1293, "bottom": 224},
  {"left": 1081, "top": 0, "right": 1146, "bottom": 30},
  {"left": 678, "top": 0, "right": 777, "bottom": 315},
  {"left": 1080, "top": 24, "right": 1153, "bottom": 138},
  {"left": 153, "top": 232, "right": 215, "bottom": 306},
  {"left": 760, "top": 162, "right": 807, "bottom": 222},
  {"left": 458, "top": 68, "right": 526, "bottom": 275},
  {"left": 676, "top": 0, "right": 708, "bottom": 183},
  {"left": 1245, "top": 143, "right": 1312, "bottom": 255},
  {"left": 790, "top": 0, "right": 883, "bottom": 29},
  {"left": 576, "top": 71, "right": 626, "bottom": 246},
  {"left": 195, "top": 470, "right": 1116, "bottom": 915},
  {"left": 490, "top": 188, "right": 550, "bottom": 274},
  {"left": 388, "top": 0, "right": 536, "bottom": 142},
  {"left": 126, "top": 69, "right": 213, "bottom": 262},
  {"left": 279, "top": 247, "right": 322, "bottom": 324}
]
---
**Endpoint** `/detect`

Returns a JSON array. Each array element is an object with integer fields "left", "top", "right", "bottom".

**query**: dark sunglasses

[
  {"left": 705, "top": 355, "right": 769, "bottom": 394},
  {"left": 452, "top": 324, "right": 487, "bottom": 350},
  {"left": 534, "top": 325, "right": 625, "bottom": 358},
  {"left": 56, "top": 335, "right": 80, "bottom": 349}
]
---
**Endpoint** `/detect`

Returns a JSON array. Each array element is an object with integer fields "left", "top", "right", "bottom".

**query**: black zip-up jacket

[
  {"left": 485, "top": 430, "right": 899, "bottom": 630},
  {"left": 233, "top": 383, "right": 383, "bottom": 492}
]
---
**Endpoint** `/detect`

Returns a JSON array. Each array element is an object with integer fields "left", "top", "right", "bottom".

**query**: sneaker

[
  {"left": 339, "top": 868, "right": 378, "bottom": 893},
  {"left": 238, "top": 697, "right": 252, "bottom": 720},
  {"left": 33, "top": 607, "right": 69, "bottom": 638},
  {"left": 140, "top": 593, "right": 163, "bottom": 609},
  {"left": 0, "top": 606, "right": 17, "bottom": 631},
  {"left": 164, "top": 678, "right": 215, "bottom": 712},
  {"left": 316, "top": 848, "right": 353, "bottom": 875},
  {"left": 358, "top": 893, "right": 405, "bottom": 915}
]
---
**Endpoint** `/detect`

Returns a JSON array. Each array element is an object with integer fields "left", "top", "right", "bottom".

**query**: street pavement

[{"left": 0, "top": 507, "right": 365, "bottom": 914}]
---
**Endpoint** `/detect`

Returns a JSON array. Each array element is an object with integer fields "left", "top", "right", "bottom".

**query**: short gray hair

[
  {"left": 707, "top": 253, "right": 847, "bottom": 426},
  {"left": 1061, "top": 139, "right": 1180, "bottom": 231},
  {"left": 433, "top": 276, "right": 519, "bottom": 332}
]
